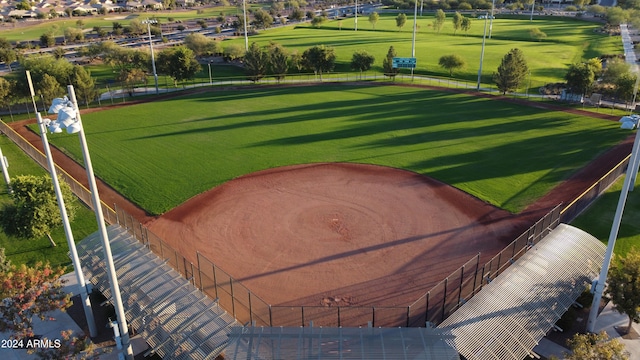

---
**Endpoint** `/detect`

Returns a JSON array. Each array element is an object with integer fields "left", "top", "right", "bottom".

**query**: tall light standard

[
  {"left": 530, "top": 0, "right": 535, "bottom": 22},
  {"left": 488, "top": 0, "right": 495, "bottom": 38},
  {"left": 25, "top": 71, "right": 97, "bottom": 337},
  {"left": 354, "top": 0, "right": 358, "bottom": 31},
  {"left": 142, "top": 19, "right": 159, "bottom": 95},
  {"left": 0, "top": 146, "right": 10, "bottom": 193},
  {"left": 48, "top": 86, "right": 134, "bottom": 359},
  {"left": 208, "top": 61, "right": 213, "bottom": 85},
  {"left": 477, "top": 13, "right": 489, "bottom": 91},
  {"left": 586, "top": 115, "right": 640, "bottom": 333},
  {"left": 242, "top": 0, "right": 248, "bottom": 51}
]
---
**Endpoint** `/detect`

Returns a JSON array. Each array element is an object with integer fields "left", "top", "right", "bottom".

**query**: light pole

[
  {"left": 0, "top": 146, "right": 10, "bottom": 193},
  {"left": 142, "top": 19, "right": 159, "bottom": 95},
  {"left": 242, "top": 0, "right": 248, "bottom": 51},
  {"left": 48, "top": 86, "right": 134, "bottom": 359},
  {"left": 208, "top": 61, "right": 213, "bottom": 85},
  {"left": 477, "top": 13, "right": 489, "bottom": 91},
  {"left": 25, "top": 71, "right": 97, "bottom": 337},
  {"left": 586, "top": 115, "right": 640, "bottom": 333},
  {"left": 530, "top": 0, "right": 535, "bottom": 22},
  {"left": 354, "top": 0, "right": 358, "bottom": 31},
  {"left": 489, "top": 0, "right": 495, "bottom": 38}
]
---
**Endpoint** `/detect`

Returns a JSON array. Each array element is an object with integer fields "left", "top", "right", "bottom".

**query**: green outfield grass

[
  {"left": 571, "top": 176, "right": 640, "bottom": 257},
  {"left": 44, "top": 84, "right": 627, "bottom": 216},
  {"left": 216, "top": 14, "right": 620, "bottom": 87},
  {"left": 0, "top": 134, "right": 98, "bottom": 268}
]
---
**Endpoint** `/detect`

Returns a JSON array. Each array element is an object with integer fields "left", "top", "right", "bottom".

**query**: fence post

[
  {"left": 337, "top": 306, "right": 341, "bottom": 328},
  {"left": 249, "top": 292, "right": 253, "bottom": 325},
  {"left": 457, "top": 265, "right": 465, "bottom": 306},
  {"left": 230, "top": 277, "right": 235, "bottom": 318},
  {"left": 269, "top": 305, "right": 272, "bottom": 327},
  {"left": 441, "top": 277, "right": 448, "bottom": 322},
  {"left": 213, "top": 263, "right": 219, "bottom": 299},
  {"left": 472, "top": 253, "right": 480, "bottom": 296},
  {"left": 425, "top": 292, "right": 429, "bottom": 326},
  {"left": 372, "top": 307, "right": 375, "bottom": 327},
  {"left": 301, "top": 306, "right": 305, "bottom": 327},
  {"left": 406, "top": 306, "right": 410, "bottom": 327}
]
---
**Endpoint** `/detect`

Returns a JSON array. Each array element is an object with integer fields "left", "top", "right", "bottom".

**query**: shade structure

[
  {"left": 437, "top": 223, "right": 605, "bottom": 360},
  {"left": 225, "top": 325, "right": 460, "bottom": 360},
  {"left": 76, "top": 224, "right": 239, "bottom": 359}
]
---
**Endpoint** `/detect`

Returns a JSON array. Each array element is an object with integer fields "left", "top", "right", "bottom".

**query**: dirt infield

[
  {"left": 6, "top": 83, "right": 634, "bottom": 309},
  {"left": 148, "top": 163, "right": 524, "bottom": 306}
]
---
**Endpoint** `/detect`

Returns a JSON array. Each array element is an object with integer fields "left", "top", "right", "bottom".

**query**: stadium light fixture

[
  {"left": 25, "top": 71, "right": 97, "bottom": 337},
  {"left": 48, "top": 86, "right": 134, "bottom": 359},
  {"left": 586, "top": 114, "right": 640, "bottom": 333},
  {"left": 142, "top": 19, "right": 159, "bottom": 95}
]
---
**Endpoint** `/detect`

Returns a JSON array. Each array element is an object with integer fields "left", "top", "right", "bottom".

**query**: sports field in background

[{"left": 44, "top": 84, "right": 627, "bottom": 216}]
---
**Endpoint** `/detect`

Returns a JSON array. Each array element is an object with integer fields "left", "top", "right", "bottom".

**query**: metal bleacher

[{"left": 76, "top": 224, "right": 239, "bottom": 359}]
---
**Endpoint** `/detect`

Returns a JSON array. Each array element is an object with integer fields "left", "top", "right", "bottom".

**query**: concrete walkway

[{"left": 534, "top": 302, "right": 640, "bottom": 359}]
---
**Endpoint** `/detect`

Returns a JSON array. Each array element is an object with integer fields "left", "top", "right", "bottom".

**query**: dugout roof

[
  {"left": 224, "top": 325, "right": 460, "bottom": 360},
  {"left": 77, "top": 224, "right": 238, "bottom": 359},
  {"left": 437, "top": 223, "right": 605, "bottom": 360}
]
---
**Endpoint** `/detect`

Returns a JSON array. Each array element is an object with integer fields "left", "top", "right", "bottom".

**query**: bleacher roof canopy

[{"left": 437, "top": 224, "right": 605, "bottom": 360}]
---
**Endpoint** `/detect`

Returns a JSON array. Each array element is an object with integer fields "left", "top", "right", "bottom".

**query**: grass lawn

[
  {"left": 215, "top": 14, "right": 620, "bottom": 88},
  {"left": 0, "top": 134, "right": 98, "bottom": 269},
  {"left": 571, "top": 175, "right": 640, "bottom": 257},
  {"left": 44, "top": 84, "right": 627, "bottom": 216}
]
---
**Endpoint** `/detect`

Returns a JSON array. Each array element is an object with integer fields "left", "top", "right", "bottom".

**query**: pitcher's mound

[{"left": 148, "top": 163, "right": 521, "bottom": 307}]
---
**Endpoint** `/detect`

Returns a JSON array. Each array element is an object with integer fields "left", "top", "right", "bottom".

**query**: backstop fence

[{"left": 0, "top": 119, "right": 631, "bottom": 328}]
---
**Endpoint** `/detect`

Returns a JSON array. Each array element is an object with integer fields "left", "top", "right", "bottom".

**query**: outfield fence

[{"left": 0, "top": 114, "right": 632, "bottom": 328}]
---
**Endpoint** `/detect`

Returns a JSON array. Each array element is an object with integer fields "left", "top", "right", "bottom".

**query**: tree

[
  {"left": 529, "top": 27, "right": 547, "bottom": 41},
  {"left": 253, "top": 8, "right": 274, "bottom": 29},
  {"left": 369, "top": 12, "right": 380, "bottom": 29},
  {"left": 156, "top": 46, "right": 201, "bottom": 87},
  {"left": 615, "top": 72, "right": 638, "bottom": 107},
  {"left": 301, "top": 45, "right": 336, "bottom": 80},
  {"left": 383, "top": 46, "right": 399, "bottom": 79},
  {"left": 0, "top": 260, "right": 70, "bottom": 337},
  {"left": 493, "top": 48, "right": 528, "bottom": 95},
  {"left": 311, "top": 16, "right": 327, "bottom": 27},
  {"left": 565, "top": 62, "right": 596, "bottom": 98},
  {"left": 183, "top": 33, "right": 220, "bottom": 57},
  {"left": 117, "top": 68, "right": 148, "bottom": 96},
  {"left": 452, "top": 12, "right": 463, "bottom": 35},
  {"left": 52, "top": 47, "right": 66, "bottom": 60},
  {"left": 223, "top": 43, "right": 246, "bottom": 61},
  {"left": 396, "top": 13, "right": 407, "bottom": 31},
  {"left": 433, "top": 9, "right": 446, "bottom": 33},
  {"left": 40, "top": 32, "right": 56, "bottom": 48},
  {"left": 0, "top": 77, "right": 15, "bottom": 120},
  {"left": 38, "top": 74, "right": 65, "bottom": 109},
  {"left": 70, "top": 65, "right": 98, "bottom": 106},
  {"left": 127, "top": 19, "right": 146, "bottom": 36},
  {"left": 606, "top": 249, "right": 640, "bottom": 334},
  {"left": 439, "top": 54, "right": 466, "bottom": 77},
  {"left": 351, "top": 50, "right": 375, "bottom": 79},
  {"left": 290, "top": 7, "right": 305, "bottom": 21},
  {"left": 267, "top": 42, "right": 289, "bottom": 82},
  {"left": 64, "top": 27, "right": 84, "bottom": 43},
  {"left": 0, "top": 47, "right": 18, "bottom": 72},
  {"left": 244, "top": 42, "right": 269, "bottom": 82},
  {"left": 461, "top": 17, "right": 471, "bottom": 35},
  {"left": 0, "top": 175, "right": 76, "bottom": 246},
  {"left": 564, "top": 331, "right": 629, "bottom": 360},
  {"left": 0, "top": 253, "right": 96, "bottom": 358}
]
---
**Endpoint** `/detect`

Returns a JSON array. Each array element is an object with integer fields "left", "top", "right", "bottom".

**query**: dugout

[{"left": 437, "top": 224, "right": 605, "bottom": 360}]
